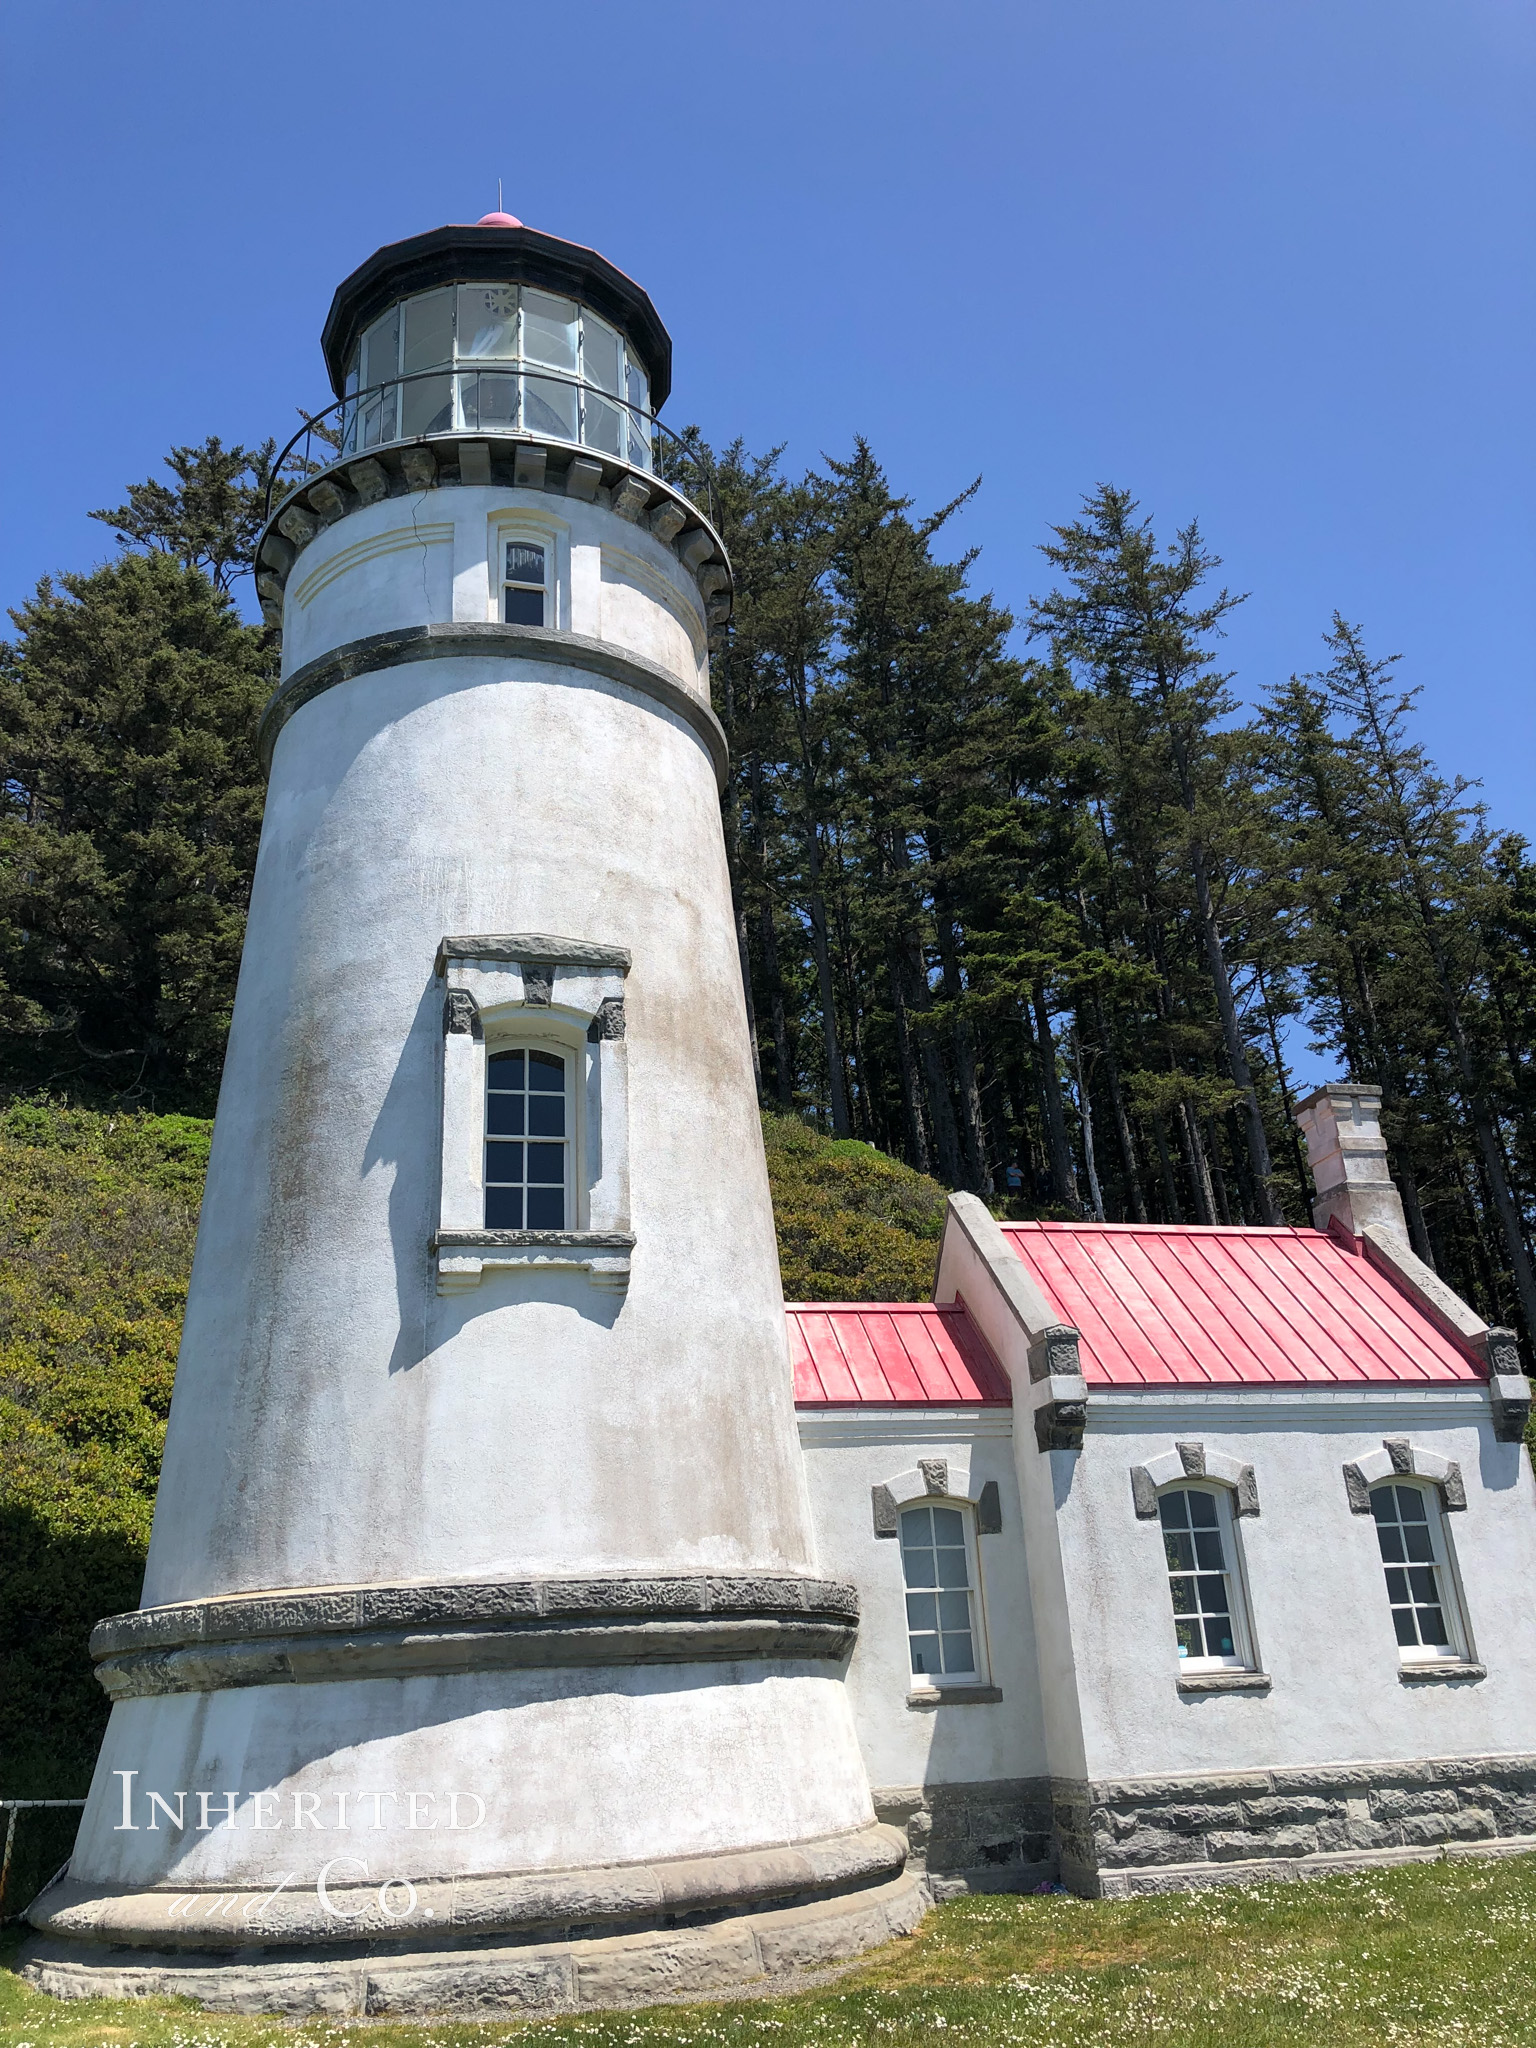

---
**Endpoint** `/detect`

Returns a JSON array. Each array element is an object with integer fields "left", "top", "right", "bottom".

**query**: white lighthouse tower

[{"left": 26, "top": 214, "right": 921, "bottom": 2013}]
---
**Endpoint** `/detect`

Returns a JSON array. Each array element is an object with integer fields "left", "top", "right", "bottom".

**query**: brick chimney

[{"left": 1293, "top": 1081, "right": 1409, "bottom": 1241}]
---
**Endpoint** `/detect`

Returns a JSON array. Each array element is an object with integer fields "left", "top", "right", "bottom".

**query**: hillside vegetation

[{"left": 0, "top": 1105, "right": 945, "bottom": 1866}]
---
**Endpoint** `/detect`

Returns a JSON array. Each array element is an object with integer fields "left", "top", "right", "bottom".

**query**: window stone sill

[
  {"left": 906, "top": 1685, "right": 1004, "bottom": 1710},
  {"left": 434, "top": 1229, "right": 634, "bottom": 1294},
  {"left": 1399, "top": 1660, "right": 1486, "bottom": 1684},
  {"left": 1177, "top": 1670, "right": 1272, "bottom": 1694}
]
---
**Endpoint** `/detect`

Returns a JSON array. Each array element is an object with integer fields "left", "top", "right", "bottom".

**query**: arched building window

[
  {"left": 1370, "top": 1481, "right": 1469, "bottom": 1666},
  {"left": 484, "top": 1046, "right": 570, "bottom": 1229},
  {"left": 900, "top": 1502, "right": 987, "bottom": 1687},
  {"left": 1158, "top": 1484, "right": 1255, "bottom": 1673}
]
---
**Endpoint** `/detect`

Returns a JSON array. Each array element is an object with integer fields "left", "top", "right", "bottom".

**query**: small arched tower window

[
  {"left": 1370, "top": 1481, "right": 1470, "bottom": 1666},
  {"left": 1159, "top": 1484, "right": 1255, "bottom": 1672},
  {"left": 484, "top": 1047, "right": 570, "bottom": 1229}
]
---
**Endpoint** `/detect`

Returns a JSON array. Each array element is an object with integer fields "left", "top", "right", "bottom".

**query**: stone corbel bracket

[
  {"left": 1343, "top": 1437, "right": 1467, "bottom": 1514},
  {"left": 1131, "top": 1442, "right": 1260, "bottom": 1519},
  {"left": 435, "top": 933, "right": 633, "bottom": 1295},
  {"left": 253, "top": 436, "right": 733, "bottom": 641}
]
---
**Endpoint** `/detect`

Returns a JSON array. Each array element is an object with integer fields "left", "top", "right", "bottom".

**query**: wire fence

[{"left": 0, "top": 1799, "right": 85, "bottom": 1922}]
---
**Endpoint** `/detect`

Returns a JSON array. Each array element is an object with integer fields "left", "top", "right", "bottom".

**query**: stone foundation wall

[
  {"left": 1056, "top": 1752, "right": 1536, "bottom": 1896},
  {"left": 874, "top": 1780, "right": 1055, "bottom": 1897}
]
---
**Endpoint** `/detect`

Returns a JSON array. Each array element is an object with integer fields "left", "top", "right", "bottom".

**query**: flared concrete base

[{"left": 22, "top": 1870, "right": 927, "bottom": 2017}]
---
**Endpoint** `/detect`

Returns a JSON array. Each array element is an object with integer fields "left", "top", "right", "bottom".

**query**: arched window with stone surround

[{"left": 1369, "top": 1480, "right": 1470, "bottom": 1667}]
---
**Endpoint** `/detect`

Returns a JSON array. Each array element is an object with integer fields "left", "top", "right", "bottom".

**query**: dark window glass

[
  {"left": 484, "top": 1049, "right": 566, "bottom": 1229},
  {"left": 504, "top": 544, "right": 545, "bottom": 627},
  {"left": 505, "top": 586, "right": 543, "bottom": 626}
]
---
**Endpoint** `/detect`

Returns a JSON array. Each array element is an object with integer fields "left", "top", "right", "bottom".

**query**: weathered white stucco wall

[
  {"left": 799, "top": 1413, "right": 1046, "bottom": 1792},
  {"left": 1055, "top": 1391, "right": 1536, "bottom": 1782}
]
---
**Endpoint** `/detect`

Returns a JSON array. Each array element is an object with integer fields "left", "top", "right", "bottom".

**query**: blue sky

[{"left": 2, "top": 0, "right": 1531, "bottom": 894}]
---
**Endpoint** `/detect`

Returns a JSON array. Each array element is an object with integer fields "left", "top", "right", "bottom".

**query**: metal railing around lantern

[{"left": 264, "top": 367, "right": 719, "bottom": 529}]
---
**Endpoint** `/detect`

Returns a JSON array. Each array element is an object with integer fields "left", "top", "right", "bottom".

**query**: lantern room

[{"left": 319, "top": 214, "right": 673, "bottom": 472}]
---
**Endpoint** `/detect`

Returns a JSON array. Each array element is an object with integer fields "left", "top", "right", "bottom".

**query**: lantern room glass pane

[
  {"left": 457, "top": 283, "right": 518, "bottom": 359},
  {"left": 584, "top": 394, "right": 625, "bottom": 458},
  {"left": 583, "top": 315, "right": 621, "bottom": 396},
  {"left": 523, "top": 291, "right": 578, "bottom": 370},
  {"left": 403, "top": 289, "right": 454, "bottom": 375},
  {"left": 402, "top": 374, "right": 453, "bottom": 437},
  {"left": 524, "top": 376, "right": 577, "bottom": 442},
  {"left": 361, "top": 307, "right": 399, "bottom": 388}
]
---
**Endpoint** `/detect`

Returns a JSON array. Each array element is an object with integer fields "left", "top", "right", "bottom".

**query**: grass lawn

[{"left": 5, "top": 1853, "right": 1536, "bottom": 2047}]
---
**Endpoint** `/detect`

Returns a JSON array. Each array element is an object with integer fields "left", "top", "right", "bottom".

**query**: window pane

[
  {"left": 489, "top": 1050, "right": 525, "bottom": 1082},
  {"left": 910, "top": 1634, "right": 939, "bottom": 1676},
  {"left": 1417, "top": 1606, "right": 1450, "bottom": 1646},
  {"left": 403, "top": 289, "right": 454, "bottom": 375},
  {"left": 527, "top": 1143, "right": 565, "bottom": 1184},
  {"left": 1194, "top": 1531, "right": 1225, "bottom": 1570},
  {"left": 932, "top": 1507, "right": 965, "bottom": 1542},
  {"left": 941, "top": 1632, "right": 975, "bottom": 1673},
  {"left": 936, "top": 1548, "right": 969, "bottom": 1588},
  {"left": 1169, "top": 1577, "right": 1196, "bottom": 1615},
  {"left": 1371, "top": 1489, "right": 1394, "bottom": 1522},
  {"left": 1397, "top": 1488, "right": 1428, "bottom": 1521},
  {"left": 900, "top": 1507, "right": 932, "bottom": 1544},
  {"left": 486, "top": 1141, "right": 523, "bottom": 1183},
  {"left": 507, "top": 543, "right": 546, "bottom": 585},
  {"left": 402, "top": 374, "right": 452, "bottom": 438},
  {"left": 460, "top": 371, "right": 518, "bottom": 433},
  {"left": 525, "top": 375, "right": 578, "bottom": 440},
  {"left": 528, "top": 1094, "right": 565, "bottom": 1137},
  {"left": 937, "top": 1591, "right": 971, "bottom": 1630},
  {"left": 458, "top": 284, "right": 518, "bottom": 358},
  {"left": 1188, "top": 1492, "right": 1219, "bottom": 1528},
  {"left": 1393, "top": 1608, "right": 1419, "bottom": 1647},
  {"left": 1377, "top": 1527, "right": 1406, "bottom": 1563},
  {"left": 1384, "top": 1567, "right": 1409, "bottom": 1603},
  {"left": 583, "top": 316, "right": 621, "bottom": 395},
  {"left": 529, "top": 1050, "right": 565, "bottom": 1088},
  {"left": 584, "top": 393, "right": 625, "bottom": 457},
  {"left": 526, "top": 1186, "right": 565, "bottom": 1228},
  {"left": 523, "top": 291, "right": 577, "bottom": 369},
  {"left": 362, "top": 307, "right": 399, "bottom": 388},
  {"left": 487, "top": 1094, "right": 525, "bottom": 1136},
  {"left": 1403, "top": 1525, "right": 1434, "bottom": 1563},
  {"left": 1164, "top": 1531, "right": 1195, "bottom": 1571},
  {"left": 1158, "top": 1493, "right": 1190, "bottom": 1530},
  {"left": 360, "top": 386, "right": 397, "bottom": 450},
  {"left": 1175, "top": 1619, "right": 1201, "bottom": 1658},
  {"left": 485, "top": 1186, "right": 523, "bottom": 1229},
  {"left": 505, "top": 587, "right": 544, "bottom": 626},
  {"left": 906, "top": 1592, "right": 938, "bottom": 1630},
  {"left": 1195, "top": 1576, "right": 1229, "bottom": 1614},
  {"left": 1407, "top": 1567, "right": 1439, "bottom": 1604}
]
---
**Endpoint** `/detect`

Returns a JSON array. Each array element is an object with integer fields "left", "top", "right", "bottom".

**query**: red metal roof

[
  {"left": 790, "top": 1302, "right": 1012, "bottom": 1406},
  {"left": 1004, "top": 1222, "right": 1484, "bottom": 1387}
]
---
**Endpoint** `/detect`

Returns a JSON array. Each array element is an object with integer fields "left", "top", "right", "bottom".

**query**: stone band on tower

[{"left": 25, "top": 215, "right": 921, "bottom": 2014}]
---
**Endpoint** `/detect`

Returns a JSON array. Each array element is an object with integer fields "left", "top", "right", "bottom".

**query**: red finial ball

[{"left": 477, "top": 210, "right": 523, "bottom": 228}]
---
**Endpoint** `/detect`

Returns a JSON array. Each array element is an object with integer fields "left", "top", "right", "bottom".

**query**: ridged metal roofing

[
  {"left": 789, "top": 1302, "right": 1011, "bottom": 1406},
  {"left": 1005, "top": 1221, "right": 1484, "bottom": 1387}
]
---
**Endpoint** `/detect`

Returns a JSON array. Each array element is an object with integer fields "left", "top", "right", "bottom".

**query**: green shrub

[{"left": 762, "top": 1113, "right": 950, "bottom": 1301}]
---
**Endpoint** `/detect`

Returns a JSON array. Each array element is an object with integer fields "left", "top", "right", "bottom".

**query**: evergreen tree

[{"left": 0, "top": 553, "right": 274, "bottom": 1110}]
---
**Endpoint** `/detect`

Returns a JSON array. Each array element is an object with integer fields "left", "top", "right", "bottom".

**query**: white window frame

[
  {"left": 898, "top": 1498, "right": 991, "bottom": 1691},
  {"left": 489, "top": 512, "right": 567, "bottom": 630},
  {"left": 483, "top": 1034, "right": 578, "bottom": 1232},
  {"left": 1158, "top": 1482, "right": 1257, "bottom": 1675},
  {"left": 1369, "top": 1479, "right": 1472, "bottom": 1666}
]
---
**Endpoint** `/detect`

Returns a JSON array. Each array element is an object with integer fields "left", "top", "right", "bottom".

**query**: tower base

[{"left": 23, "top": 1831, "right": 925, "bottom": 2016}]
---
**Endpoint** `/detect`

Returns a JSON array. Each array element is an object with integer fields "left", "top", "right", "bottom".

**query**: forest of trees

[{"left": 1, "top": 433, "right": 1533, "bottom": 1356}]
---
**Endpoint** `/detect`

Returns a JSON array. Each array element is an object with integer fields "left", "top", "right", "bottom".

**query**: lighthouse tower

[{"left": 26, "top": 217, "right": 921, "bottom": 2013}]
